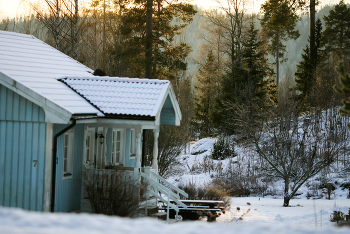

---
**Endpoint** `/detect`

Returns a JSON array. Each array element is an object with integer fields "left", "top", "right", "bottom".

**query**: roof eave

[{"left": 0, "top": 71, "right": 73, "bottom": 124}]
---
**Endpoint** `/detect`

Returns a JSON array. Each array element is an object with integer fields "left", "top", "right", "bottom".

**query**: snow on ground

[
  {"left": 217, "top": 196, "right": 349, "bottom": 229},
  {"left": 2, "top": 135, "right": 348, "bottom": 234},
  {"left": 1, "top": 196, "right": 349, "bottom": 234}
]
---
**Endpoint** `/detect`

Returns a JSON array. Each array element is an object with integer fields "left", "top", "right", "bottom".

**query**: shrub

[
  {"left": 83, "top": 169, "right": 147, "bottom": 217},
  {"left": 178, "top": 181, "right": 230, "bottom": 209},
  {"left": 211, "top": 136, "right": 236, "bottom": 160},
  {"left": 330, "top": 211, "right": 345, "bottom": 223}
]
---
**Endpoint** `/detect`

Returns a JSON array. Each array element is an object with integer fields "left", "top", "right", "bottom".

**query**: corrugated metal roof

[
  {"left": 59, "top": 77, "right": 170, "bottom": 117},
  {"left": 0, "top": 30, "right": 98, "bottom": 115}
]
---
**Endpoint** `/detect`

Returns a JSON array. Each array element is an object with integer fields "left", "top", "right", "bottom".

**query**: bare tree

[
  {"left": 203, "top": 0, "right": 246, "bottom": 67},
  {"left": 250, "top": 106, "right": 348, "bottom": 206},
  {"left": 29, "top": 0, "right": 80, "bottom": 59}
]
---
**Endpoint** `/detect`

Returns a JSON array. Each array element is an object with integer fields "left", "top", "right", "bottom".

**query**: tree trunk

[
  {"left": 283, "top": 178, "right": 290, "bottom": 207},
  {"left": 309, "top": 0, "right": 316, "bottom": 78},
  {"left": 276, "top": 32, "right": 280, "bottom": 87},
  {"left": 102, "top": 0, "right": 106, "bottom": 71},
  {"left": 145, "top": 0, "right": 153, "bottom": 79},
  {"left": 56, "top": 0, "right": 60, "bottom": 50},
  {"left": 283, "top": 196, "right": 290, "bottom": 207},
  {"left": 73, "top": 0, "right": 79, "bottom": 60}
]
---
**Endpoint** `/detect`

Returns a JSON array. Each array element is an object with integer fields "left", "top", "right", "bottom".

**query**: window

[
  {"left": 130, "top": 129, "right": 136, "bottom": 157},
  {"left": 112, "top": 129, "right": 124, "bottom": 165},
  {"left": 63, "top": 130, "right": 74, "bottom": 178}
]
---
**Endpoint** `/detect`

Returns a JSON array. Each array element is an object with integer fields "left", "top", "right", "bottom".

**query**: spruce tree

[
  {"left": 294, "top": 19, "right": 323, "bottom": 108},
  {"left": 214, "top": 20, "right": 277, "bottom": 134},
  {"left": 194, "top": 50, "right": 220, "bottom": 137},
  {"left": 334, "top": 62, "right": 350, "bottom": 123}
]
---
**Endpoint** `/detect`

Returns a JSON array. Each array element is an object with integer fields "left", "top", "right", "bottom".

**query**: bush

[
  {"left": 178, "top": 181, "right": 230, "bottom": 209},
  {"left": 83, "top": 169, "right": 147, "bottom": 217},
  {"left": 211, "top": 136, "right": 236, "bottom": 160},
  {"left": 330, "top": 211, "right": 345, "bottom": 223}
]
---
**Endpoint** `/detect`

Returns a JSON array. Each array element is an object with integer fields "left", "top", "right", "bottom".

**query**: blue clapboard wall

[
  {"left": 53, "top": 124, "right": 85, "bottom": 212},
  {"left": 160, "top": 95, "right": 176, "bottom": 125},
  {"left": 0, "top": 84, "right": 46, "bottom": 211}
]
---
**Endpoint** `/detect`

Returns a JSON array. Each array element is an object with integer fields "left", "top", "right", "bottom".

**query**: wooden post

[
  {"left": 152, "top": 129, "right": 159, "bottom": 171},
  {"left": 135, "top": 130, "right": 142, "bottom": 170}
]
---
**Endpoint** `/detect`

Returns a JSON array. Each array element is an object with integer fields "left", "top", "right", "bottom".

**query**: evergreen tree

[
  {"left": 214, "top": 20, "right": 277, "bottom": 134},
  {"left": 260, "top": 0, "right": 300, "bottom": 86},
  {"left": 194, "top": 50, "right": 220, "bottom": 137},
  {"left": 294, "top": 19, "right": 323, "bottom": 108},
  {"left": 334, "top": 62, "right": 350, "bottom": 125},
  {"left": 119, "top": 0, "right": 197, "bottom": 79},
  {"left": 323, "top": 0, "right": 350, "bottom": 62},
  {"left": 242, "top": 20, "right": 277, "bottom": 109}
]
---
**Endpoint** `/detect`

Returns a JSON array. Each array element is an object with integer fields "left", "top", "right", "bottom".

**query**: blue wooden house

[{"left": 0, "top": 30, "right": 186, "bottom": 213}]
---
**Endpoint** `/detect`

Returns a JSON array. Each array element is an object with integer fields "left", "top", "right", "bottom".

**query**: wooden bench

[{"left": 163, "top": 199, "right": 225, "bottom": 221}]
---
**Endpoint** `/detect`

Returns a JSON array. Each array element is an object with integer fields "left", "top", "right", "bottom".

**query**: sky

[{"left": 0, "top": 0, "right": 350, "bottom": 19}]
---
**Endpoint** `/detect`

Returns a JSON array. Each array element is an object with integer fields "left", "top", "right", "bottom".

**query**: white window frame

[
  {"left": 84, "top": 127, "right": 95, "bottom": 167},
  {"left": 63, "top": 130, "right": 74, "bottom": 179},
  {"left": 130, "top": 129, "right": 136, "bottom": 158},
  {"left": 111, "top": 129, "right": 125, "bottom": 165}
]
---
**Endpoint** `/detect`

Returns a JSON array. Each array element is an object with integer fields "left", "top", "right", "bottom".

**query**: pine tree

[
  {"left": 260, "top": 0, "right": 300, "bottom": 86},
  {"left": 119, "top": 0, "right": 197, "bottom": 79},
  {"left": 323, "top": 0, "right": 350, "bottom": 62}
]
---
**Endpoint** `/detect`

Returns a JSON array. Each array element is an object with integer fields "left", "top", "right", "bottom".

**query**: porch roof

[{"left": 58, "top": 77, "right": 170, "bottom": 119}]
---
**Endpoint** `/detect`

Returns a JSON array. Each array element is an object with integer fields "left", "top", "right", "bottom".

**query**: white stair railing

[
  {"left": 149, "top": 171, "right": 189, "bottom": 199},
  {"left": 140, "top": 171, "right": 188, "bottom": 222}
]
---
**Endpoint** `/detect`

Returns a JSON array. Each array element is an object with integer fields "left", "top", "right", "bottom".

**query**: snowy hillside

[{"left": 169, "top": 136, "right": 350, "bottom": 199}]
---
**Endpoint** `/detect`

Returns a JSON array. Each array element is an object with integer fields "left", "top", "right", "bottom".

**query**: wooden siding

[
  {"left": 54, "top": 124, "right": 85, "bottom": 212},
  {"left": 0, "top": 84, "right": 46, "bottom": 211},
  {"left": 160, "top": 96, "right": 176, "bottom": 125}
]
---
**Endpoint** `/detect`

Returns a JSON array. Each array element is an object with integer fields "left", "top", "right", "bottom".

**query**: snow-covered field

[{"left": 0, "top": 196, "right": 349, "bottom": 234}]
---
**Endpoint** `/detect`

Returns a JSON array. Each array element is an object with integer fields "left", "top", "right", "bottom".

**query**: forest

[{"left": 1, "top": 0, "right": 350, "bottom": 207}]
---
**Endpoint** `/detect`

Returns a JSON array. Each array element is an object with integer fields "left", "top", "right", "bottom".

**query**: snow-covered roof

[
  {"left": 0, "top": 30, "right": 98, "bottom": 122},
  {"left": 0, "top": 30, "right": 181, "bottom": 125},
  {"left": 58, "top": 77, "right": 170, "bottom": 118}
]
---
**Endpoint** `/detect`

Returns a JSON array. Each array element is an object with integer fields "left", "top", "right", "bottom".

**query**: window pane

[
  {"left": 117, "top": 142, "right": 120, "bottom": 151},
  {"left": 64, "top": 159, "right": 67, "bottom": 172},
  {"left": 117, "top": 131, "right": 121, "bottom": 141},
  {"left": 64, "top": 134, "right": 68, "bottom": 146},
  {"left": 116, "top": 152, "right": 120, "bottom": 162}
]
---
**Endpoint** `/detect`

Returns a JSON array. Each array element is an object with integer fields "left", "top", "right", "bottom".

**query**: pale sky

[{"left": 0, "top": 0, "right": 349, "bottom": 19}]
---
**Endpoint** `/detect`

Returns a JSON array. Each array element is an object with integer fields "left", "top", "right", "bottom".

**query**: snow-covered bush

[{"left": 191, "top": 138, "right": 215, "bottom": 155}]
